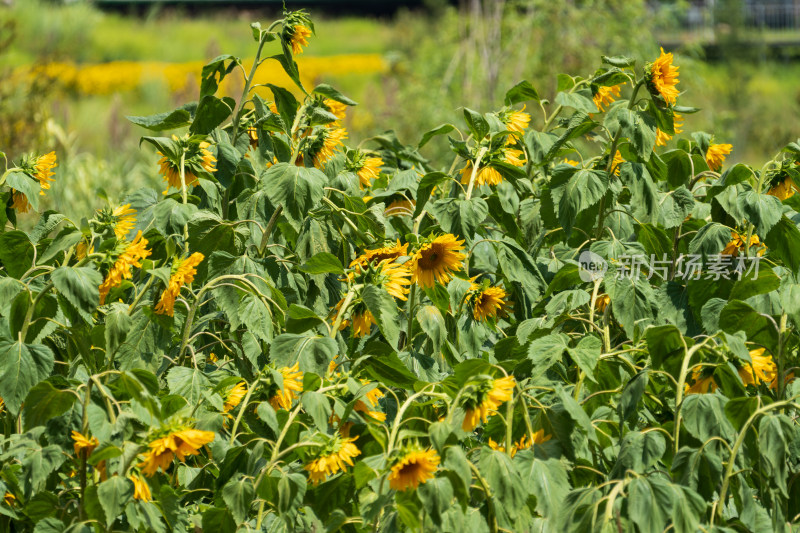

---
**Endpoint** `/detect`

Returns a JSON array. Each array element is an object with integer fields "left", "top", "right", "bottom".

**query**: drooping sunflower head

[
  {"left": 410, "top": 234, "right": 466, "bottom": 289},
  {"left": 269, "top": 363, "right": 304, "bottom": 410},
  {"left": 467, "top": 281, "right": 509, "bottom": 322},
  {"left": 721, "top": 230, "right": 765, "bottom": 258},
  {"left": 684, "top": 367, "right": 717, "bottom": 395},
  {"left": 593, "top": 83, "right": 624, "bottom": 112},
  {"left": 324, "top": 98, "right": 348, "bottom": 121},
  {"left": 655, "top": 113, "right": 683, "bottom": 147},
  {"left": 10, "top": 191, "right": 31, "bottom": 213},
  {"left": 388, "top": 445, "right": 440, "bottom": 491},
  {"left": 350, "top": 240, "right": 409, "bottom": 272},
  {"left": 95, "top": 203, "right": 136, "bottom": 240},
  {"left": 98, "top": 231, "right": 151, "bottom": 305},
  {"left": 71, "top": 431, "right": 99, "bottom": 458},
  {"left": 349, "top": 304, "right": 376, "bottom": 337},
  {"left": 647, "top": 47, "right": 680, "bottom": 106},
  {"left": 499, "top": 106, "right": 530, "bottom": 135},
  {"left": 738, "top": 348, "right": 777, "bottom": 387},
  {"left": 610, "top": 150, "right": 625, "bottom": 176},
  {"left": 460, "top": 161, "right": 503, "bottom": 187},
  {"left": 157, "top": 136, "right": 217, "bottom": 194},
  {"left": 346, "top": 149, "right": 383, "bottom": 189},
  {"left": 130, "top": 474, "right": 152, "bottom": 502},
  {"left": 155, "top": 252, "right": 204, "bottom": 316},
  {"left": 706, "top": 142, "right": 732, "bottom": 172},
  {"left": 368, "top": 259, "right": 411, "bottom": 301},
  {"left": 304, "top": 434, "right": 361, "bottom": 485},
  {"left": 19, "top": 151, "right": 57, "bottom": 191},
  {"left": 309, "top": 127, "right": 348, "bottom": 169},
  {"left": 223, "top": 382, "right": 248, "bottom": 413},
  {"left": 460, "top": 374, "right": 515, "bottom": 431}
]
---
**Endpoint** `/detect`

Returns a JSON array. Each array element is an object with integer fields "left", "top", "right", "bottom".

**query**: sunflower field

[{"left": 3, "top": 9, "right": 800, "bottom": 533}]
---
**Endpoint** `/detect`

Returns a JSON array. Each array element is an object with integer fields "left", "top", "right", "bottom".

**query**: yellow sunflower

[
  {"left": 611, "top": 150, "right": 625, "bottom": 176},
  {"left": 721, "top": 231, "right": 765, "bottom": 258},
  {"left": 488, "top": 429, "right": 551, "bottom": 458},
  {"left": 378, "top": 259, "right": 411, "bottom": 301},
  {"left": 738, "top": 348, "right": 777, "bottom": 387},
  {"left": 111, "top": 204, "right": 136, "bottom": 240},
  {"left": 269, "top": 363, "right": 304, "bottom": 410},
  {"left": 385, "top": 199, "right": 415, "bottom": 217},
  {"left": 767, "top": 176, "right": 799, "bottom": 201},
  {"left": 324, "top": 98, "right": 348, "bottom": 121},
  {"left": 350, "top": 308, "right": 376, "bottom": 337},
  {"left": 595, "top": 293, "right": 611, "bottom": 313},
  {"left": 469, "top": 283, "right": 508, "bottom": 321},
  {"left": 157, "top": 139, "right": 216, "bottom": 194},
  {"left": 388, "top": 447, "right": 440, "bottom": 491},
  {"left": 33, "top": 151, "right": 57, "bottom": 191},
  {"left": 350, "top": 240, "right": 409, "bottom": 272},
  {"left": 593, "top": 84, "right": 624, "bottom": 112},
  {"left": 155, "top": 252, "right": 204, "bottom": 316},
  {"left": 409, "top": 234, "right": 466, "bottom": 289},
  {"left": 706, "top": 143, "right": 732, "bottom": 171},
  {"left": 305, "top": 436, "right": 361, "bottom": 485},
  {"left": 655, "top": 113, "right": 683, "bottom": 147},
  {"left": 312, "top": 127, "right": 347, "bottom": 168},
  {"left": 648, "top": 47, "right": 680, "bottom": 105},
  {"left": 289, "top": 24, "right": 312, "bottom": 54},
  {"left": 684, "top": 368, "right": 717, "bottom": 395},
  {"left": 71, "top": 431, "right": 98, "bottom": 458},
  {"left": 462, "top": 375, "right": 515, "bottom": 431},
  {"left": 223, "top": 382, "right": 248, "bottom": 413},
  {"left": 563, "top": 159, "right": 580, "bottom": 167},
  {"left": 357, "top": 156, "right": 383, "bottom": 189},
  {"left": 501, "top": 107, "right": 530, "bottom": 135},
  {"left": 353, "top": 400, "right": 386, "bottom": 422},
  {"left": 460, "top": 162, "right": 503, "bottom": 187},
  {"left": 99, "top": 231, "right": 152, "bottom": 304},
  {"left": 138, "top": 428, "right": 214, "bottom": 476},
  {"left": 11, "top": 191, "right": 31, "bottom": 213},
  {"left": 130, "top": 474, "right": 152, "bottom": 502}
]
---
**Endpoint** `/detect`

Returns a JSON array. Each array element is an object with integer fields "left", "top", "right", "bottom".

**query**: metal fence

[{"left": 671, "top": 2, "right": 800, "bottom": 31}]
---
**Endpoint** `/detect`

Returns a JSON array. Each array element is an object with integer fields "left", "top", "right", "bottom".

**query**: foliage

[{"left": 2, "top": 10, "right": 800, "bottom": 533}]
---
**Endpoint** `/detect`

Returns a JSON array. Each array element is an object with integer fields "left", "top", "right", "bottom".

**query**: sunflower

[
  {"left": 595, "top": 293, "right": 611, "bottom": 313},
  {"left": 563, "top": 159, "right": 580, "bottom": 167},
  {"left": 738, "top": 348, "right": 777, "bottom": 387},
  {"left": 130, "top": 474, "right": 152, "bottom": 502},
  {"left": 223, "top": 382, "right": 248, "bottom": 412},
  {"left": 500, "top": 107, "right": 530, "bottom": 135},
  {"left": 385, "top": 199, "right": 415, "bottom": 217},
  {"left": 503, "top": 147, "right": 526, "bottom": 167},
  {"left": 593, "top": 84, "right": 624, "bottom": 112},
  {"left": 655, "top": 113, "right": 684, "bottom": 147},
  {"left": 138, "top": 428, "right": 214, "bottom": 476},
  {"left": 721, "top": 231, "right": 765, "bottom": 258},
  {"left": 377, "top": 259, "right": 411, "bottom": 301},
  {"left": 32, "top": 151, "right": 57, "bottom": 191},
  {"left": 305, "top": 436, "right": 361, "bottom": 485},
  {"left": 158, "top": 139, "right": 216, "bottom": 194},
  {"left": 468, "top": 283, "right": 508, "bottom": 321},
  {"left": 706, "top": 143, "right": 732, "bottom": 171},
  {"left": 11, "top": 191, "right": 31, "bottom": 213},
  {"left": 767, "top": 176, "right": 799, "bottom": 201},
  {"left": 648, "top": 47, "right": 680, "bottom": 105},
  {"left": 71, "top": 431, "right": 98, "bottom": 458},
  {"left": 488, "top": 432, "right": 550, "bottom": 458},
  {"left": 361, "top": 381, "right": 384, "bottom": 408},
  {"left": 110, "top": 204, "right": 136, "bottom": 240},
  {"left": 350, "top": 308, "right": 376, "bottom": 337},
  {"left": 3, "top": 493, "right": 14, "bottom": 507},
  {"left": 610, "top": 150, "right": 625, "bottom": 176},
  {"left": 462, "top": 375, "right": 516, "bottom": 431},
  {"left": 388, "top": 447, "right": 440, "bottom": 491},
  {"left": 99, "top": 231, "right": 151, "bottom": 304},
  {"left": 247, "top": 126, "right": 259, "bottom": 148},
  {"left": 356, "top": 156, "right": 383, "bottom": 189},
  {"left": 312, "top": 127, "right": 348, "bottom": 168},
  {"left": 460, "top": 162, "right": 503, "bottom": 187},
  {"left": 155, "top": 252, "right": 204, "bottom": 316},
  {"left": 684, "top": 367, "right": 717, "bottom": 395},
  {"left": 350, "top": 240, "right": 408, "bottom": 272},
  {"left": 353, "top": 400, "right": 386, "bottom": 422},
  {"left": 324, "top": 98, "right": 348, "bottom": 121},
  {"left": 409, "top": 234, "right": 466, "bottom": 289},
  {"left": 269, "top": 363, "right": 304, "bottom": 410},
  {"left": 289, "top": 24, "right": 312, "bottom": 54}
]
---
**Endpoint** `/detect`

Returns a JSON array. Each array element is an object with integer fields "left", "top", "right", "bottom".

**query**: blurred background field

[{"left": 2, "top": 0, "right": 800, "bottom": 221}]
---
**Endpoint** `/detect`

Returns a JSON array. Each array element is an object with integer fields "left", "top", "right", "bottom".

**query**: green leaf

[
  {"left": 463, "top": 108, "right": 489, "bottom": 139},
  {"left": 6, "top": 172, "right": 41, "bottom": 211},
  {"left": 302, "top": 391, "right": 331, "bottom": 430},
  {"left": 627, "top": 477, "right": 672, "bottom": 533},
  {"left": 681, "top": 394, "right": 734, "bottom": 442},
  {"left": 555, "top": 89, "right": 598, "bottom": 113},
  {"left": 126, "top": 103, "right": 194, "bottom": 131},
  {"left": 97, "top": 476, "right": 134, "bottom": 527},
  {"left": 428, "top": 197, "right": 488, "bottom": 242},
  {"left": 418, "top": 124, "right": 456, "bottom": 149},
  {"left": 545, "top": 289, "right": 589, "bottom": 316},
  {"left": 658, "top": 186, "right": 695, "bottom": 229},
  {"left": 51, "top": 266, "right": 102, "bottom": 323},
  {"left": 105, "top": 302, "right": 133, "bottom": 356},
  {"left": 22, "top": 379, "right": 76, "bottom": 429},
  {"left": 610, "top": 430, "right": 665, "bottom": 477},
  {"left": 362, "top": 284, "right": 401, "bottom": 347},
  {"left": 718, "top": 299, "right": 779, "bottom": 355},
  {"left": 358, "top": 346, "right": 419, "bottom": 389},
  {"left": 618, "top": 370, "right": 649, "bottom": 424},
  {"left": 263, "top": 163, "right": 326, "bottom": 226},
  {"left": 312, "top": 83, "right": 357, "bottom": 106},
  {"left": 504, "top": 80, "right": 540, "bottom": 105},
  {"left": 602, "top": 55, "right": 635, "bottom": 67},
  {"left": 737, "top": 188, "right": 782, "bottom": 236},
  {"left": 270, "top": 333, "right": 337, "bottom": 375},
  {"left": 618, "top": 108, "right": 657, "bottom": 160},
  {"left": 550, "top": 168, "right": 608, "bottom": 235},
  {"left": 478, "top": 449, "right": 527, "bottom": 522},
  {"left": 166, "top": 367, "right": 211, "bottom": 406},
  {"left": 417, "top": 477, "right": 453, "bottom": 527},
  {"left": 416, "top": 305, "right": 446, "bottom": 354},
  {"left": 0, "top": 340, "right": 54, "bottom": 415},
  {"left": 200, "top": 54, "right": 237, "bottom": 98},
  {"left": 190, "top": 95, "right": 235, "bottom": 135},
  {"left": 0, "top": 231, "right": 34, "bottom": 279},
  {"left": 222, "top": 476, "right": 254, "bottom": 525},
  {"left": 514, "top": 452, "right": 570, "bottom": 519},
  {"left": 527, "top": 333, "right": 569, "bottom": 377},
  {"left": 298, "top": 252, "right": 344, "bottom": 275},
  {"left": 764, "top": 216, "right": 800, "bottom": 275}
]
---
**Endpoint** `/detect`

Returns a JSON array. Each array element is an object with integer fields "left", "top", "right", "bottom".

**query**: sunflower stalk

[{"left": 464, "top": 146, "right": 488, "bottom": 201}]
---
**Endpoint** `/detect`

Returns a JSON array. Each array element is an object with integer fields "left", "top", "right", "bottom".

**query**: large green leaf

[
  {"left": 0, "top": 340, "right": 54, "bottom": 415},
  {"left": 97, "top": 476, "right": 134, "bottom": 527},
  {"left": 270, "top": 333, "right": 337, "bottom": 375},
  {"left": 51, "top": 266, "right": 102, "bottom": 322},
  {"left": 263, "top": 163, "right": 326, "bottom": 226}
]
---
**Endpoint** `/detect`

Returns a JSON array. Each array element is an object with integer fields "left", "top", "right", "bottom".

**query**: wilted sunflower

[
  {"left": 312, "top": 127, "right": 347, "bottom": 168},
  {"left": 595, "top": 293, "right": 611, "bottom": 313},
  {"left": 388, "top": 447, "right": 440, "bottom": 491},
  {"left": 721, "top": 231, "right": 765, "bottom": 258},
  {"left": 655, "top": 113, "right": 683, "bottom": 147},
  {"left": 223, "top": 382, "right": 248, "bottom": 412},
  {"left": 155, "top": 252, "right": 204, "bottom": 316},
  {"left": 98, "top": 231, "right": 152, "bottom": 304},
  {"left": 462, "top": 375, "right": 515, "bottom": 431},
  {"left": 11, "top": 191, "right": 32, "bottom": 213},
  {"left": 130, "top": 474, "right": 152, "bottom": 502},
  {"left": 706, "top": 143, "right": 733, "bottom": 171},
  {"left": 647, "top": 47, "right": 680, "bottom": 105},
  {"left": 350, "top": 240, "right": 408, "bottom": 272},
  {"left": 71, "top": 431, "right": 98, "bottom": 458},
  {"left": 409, "top": 234, "right": 466, "bottom": 289},
  {"left": 739, "top": 348, "right": 777, "bottom": 387},
  {"left": 467, "top": 281, "right": 509, "bottom": 321},
  {"left": 610, "top": 150, "right": 625, "bottom": 176},
  {"left": 157, "top": 138, "right": 217, "bottom": 194},
  {"left": 500, "top": 106, "right": 530, "bottom": 135},
  {"left": 376, "top": 259, "right": 411, "bottom": 301},
  {"left": 460, "top": 162, "right": 503, "bottom": 187},
  {"left": 768, "top": 176, "right": 799, "bottom": 201},
  {"left": 305, "top": 436, "right": 361, "bottom": 485},
  {"left": 32, "top": 151, "right": 57, "bottom": 191},
  {"left": 138, "top": 428, "right": 215, "bottom": 476},
  {"left": 593, "top": 83, "right": 624, "bottom": 112},
  {"left": 350, "top": 306, "right": 376, "bottom": 337},
  {"left": 684, "top": 367, "right": 717, "bottom": 395},
  {"left": 488, "top": 428, "right": 551, "bottom": 457},
  {"left": 269, "top": 363, "right": 304, "bottom": 410},
  {"left": 324, "top": 98, "right": 348, "bottom": 121},
  {"left": 288, "top": 24, "right": 312, "bottom": 54}
]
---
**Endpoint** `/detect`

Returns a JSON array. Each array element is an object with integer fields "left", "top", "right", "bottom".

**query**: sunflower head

[
  {"left": 94, "top": 203, "right": 137, "bottom": 240},
  {"left": 409, "top": 234, "right": 466, "bottom": 289},
  {"left": 304, "top": 434, "right": 361, "bottom": 485},
  {"left": 157, "top": 135, "right": 217, "bottom": 194},
  {"left": 466, "top": 279, "right": 509, "bottom": 322},
  {"left": 308, "top": 127, "right": 347, "bottom": 169},
  {"left": 350, "top": 240, "right": 409, "bottom": 272},
  {"left": 593, "top": 83, "right": 624, "bottom": 112},
  {"left": 223, "top": 381, "right": 248, "bottom": 412},
  {"left": 706, "top": 143, "right": 732, "bottom": 172},
  {"left": 388, "top": 444, "right": 440, "bottom": 491},
  {"left": 269, "top": 363, "right": 304, "bottom": 410},
  {"left": 460, "top": 374, "right": 515, "bottom": 431},
  {"left": 499, "top": 106, "right": 530, "bottom": 136},
  {"left": 646, "top": 47, "right": 680, "bottom": 106},
  {"left": 346, "top": 149, "right": 383, "bottom": 189},
  {"left": 738, "top": 348, "right": 777, "bottom": 387}
]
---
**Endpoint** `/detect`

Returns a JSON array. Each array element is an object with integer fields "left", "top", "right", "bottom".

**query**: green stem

[
  {"left": 330, "top": 288, "right": 356, "bottom": 339},
  {"left": 258, "top": 205, "right": 283, "bottom": 258},
  {"left": 229, "top": 379, "right": 256, "bottom": 445},
  {"left": 464, "top": 146, "right": 488, "bottom": 201},
  {"left": 673, "top": 337, "right": 713, "bottom": 454},
  {"left": 19, "top": 281, "right": 54, "bottom": 343},
  {"left": 231, "top": 33, "right": 270, "bottom": 145},
  {"left": 403, "top": 284, "right": 417, "bottom": 350}
]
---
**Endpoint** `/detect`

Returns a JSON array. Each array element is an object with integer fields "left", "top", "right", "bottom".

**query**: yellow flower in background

[
  {"left": 409, "top": 234, "right": 466, "bottom": 289},
  {"left": 138, "top": 438, "right": 174, "bottom": 476},
  {"left": 684, "top": 367, "right": 717, "bottom": 395},
  {"left": 356, "top": 156, "right": 383, "bottom": 189},
  {"left": 767, "top": 176, "right": 799, "bottom": 201},
  {"left": 99, "top": 231, "right": 151, "bottom": 304},
  {"left": 377, "top": 259, "right": 411, "bottom": 301},
  {"left": 738, "top": 348, "right": 777, "bottom": 387},
  {"left": 388, "top": 448, "right": 440, "bottom": 491},
  {"left": 11, "top": 191, "right": 31, "bottom": 213},
  {"left": 350, "top": 240, "right": 408, "bottom": 272},
  {"left": 649, "top": 47, "right": 680, "bottom": 105},
  {"left": 469, "top": 283, "right": 508, "bottom": 321},
  {"left": 611, "top": 150, "right": 625, "bottom": 176},
  {"left": 305, "top": 436, "right": 361, "bottom": 485},
  {"left": 563, "top": 159, "right": 580, "bottom": 167},
  {"left": 488, "top": 430, "right": 550, "bottom": 457},
  {"left": 130, "top": 474, "right": 152, "bottom": 502},
  {"left": 247, "top": 126, "right": 259, "bottom": 148},
  {"left": 111, "top": 204, "right": 136, "bottom": 240},
  {"left": 706, "top": 143, "right": 732, "bottom": 171},
  {"left": 155, "top": 252, "right": 204, "bottom": 316},
  {"left": 350, "top": 308, "right": 376, "bottom": 337},
  {"left": 462, "top": 375, "right": 515, "bottom": 431},
  {"left": 71, "top": 431, "right": 98, "bottom": 458},
  {"left": 655, "top": 113, "right": 683, "bottom": 147},
  {"left": 353, "top": 400, "right": 386, "bottom": 422},
  {"left": 289, "top": 24, "right": 312, "bottom": 54},
  {"left": 593, "top": 84, "right": 623, "bottom": 112},
  {"left": 158, "top": 140, "right": 216, "bottom": 194},
  {"left": 313, "top": 127, "right": 347, "bottom": 168},
  {"left": 269, "top": 363, "right": 304, "bottom": 410},
  {"left": 171, "top": 429, "right": 215, "bottom": 460},
  {"left": 324, "top": 98, "right": 348, "bottom": 121},
  {"left": 3, "top": 493, "right": 14, "bottom": 506},
  {"left": 721, "top": 231, "right": 765, "bottom": 258},
  {"left": 223, "top": 382, "right": 248, "bottom": 412},
  {"left": 503, "top": 147, "right": 526, "bottom": 167}
]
